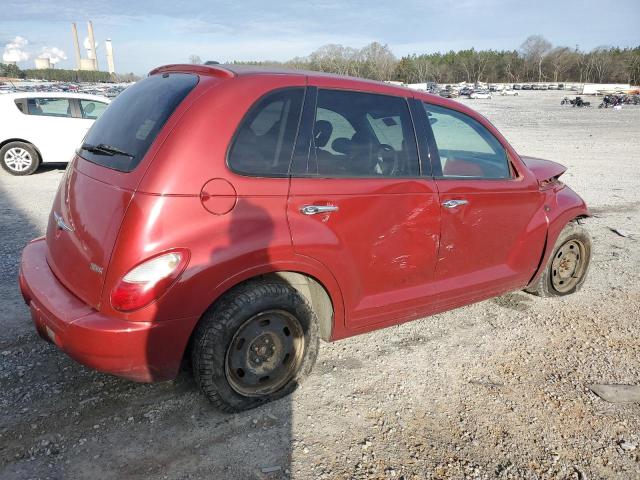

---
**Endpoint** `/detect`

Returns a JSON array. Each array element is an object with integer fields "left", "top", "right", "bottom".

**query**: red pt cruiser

[{"left": 19, "top": 65, "right": 591, "bottom": 411}]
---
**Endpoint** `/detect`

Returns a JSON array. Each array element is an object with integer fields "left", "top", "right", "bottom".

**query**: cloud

[
  {"left": 3, "top": 35, "right": 30, "bottom": 62},
  {"left": 39, "top": 46, "right": 67, "bottom": 65}
]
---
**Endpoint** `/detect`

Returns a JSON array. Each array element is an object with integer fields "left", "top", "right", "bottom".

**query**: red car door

[
  {"left": 420, "top": 101, "right": 547, "bottom": 307},
  {"left": 287, "top": 83, "right": 441, "bottom": 333}
]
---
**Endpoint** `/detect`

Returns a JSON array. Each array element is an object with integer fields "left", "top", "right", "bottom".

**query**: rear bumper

[{"left": 19, "top": 239, "right": 195, "bottom": 382}]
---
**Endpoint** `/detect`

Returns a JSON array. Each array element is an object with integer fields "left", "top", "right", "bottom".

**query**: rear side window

[
  {"left": 228, "top": 88, "right": 304, "bottom": 176},
  {"left": 14, "top": 99, "right": 27, "bottom": 114},
  {"left": 424, "top": 103, "right": 511, "bottom": 179},
  {"left": 27, "top": 98, "right": 72, "bottom": 117},
  {"left": 79, "top": 73, "right": 198, "bottom": 172},
  {"left": 296, "top": 89, "right": 419, "bottom": 177}
]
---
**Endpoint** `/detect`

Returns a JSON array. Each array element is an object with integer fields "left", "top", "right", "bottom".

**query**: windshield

[{"left": 79, "top": 73, "right": 198, "bottom": 172}]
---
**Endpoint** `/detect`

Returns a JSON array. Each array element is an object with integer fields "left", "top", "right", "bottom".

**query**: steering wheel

[{"left": 374, "top": 144, "right": 398, "bottom": 176}]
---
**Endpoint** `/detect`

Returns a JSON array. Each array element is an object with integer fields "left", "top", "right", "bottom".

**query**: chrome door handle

[
  {"left": 442, "top": 199, "right": 468, "bottom": 209},
  {"left": 300, "top": 205, "right": 339, "bottom": 215}
]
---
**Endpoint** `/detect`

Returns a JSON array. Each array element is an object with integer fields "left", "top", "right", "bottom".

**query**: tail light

[{"left": 110, "top": 249, "right": 189, "bottom": 312}]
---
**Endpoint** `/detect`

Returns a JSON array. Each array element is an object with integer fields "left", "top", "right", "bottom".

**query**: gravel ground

[{"left": 1, "top": 91, "right": 639, "bottom": 479}]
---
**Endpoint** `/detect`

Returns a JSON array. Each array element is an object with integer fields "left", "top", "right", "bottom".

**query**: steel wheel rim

[
  {"left": 225, "top": 309, "right": 305, "bottom": 397},
  {"left": 4, "top": 147, "right": 33, "bottom": 172},
  {"left": 551, "top": 239, "right": 587, "bottom": 293}
]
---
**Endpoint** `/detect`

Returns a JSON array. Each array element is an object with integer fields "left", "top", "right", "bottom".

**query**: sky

[{"left": 1, "top": 0, "right": 639, "bottom": 75}]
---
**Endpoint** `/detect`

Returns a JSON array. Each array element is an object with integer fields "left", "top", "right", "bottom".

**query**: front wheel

[
  {"left": 192, "top": 280, "right": 319, "bottom": 412},
  {"left": 526, "top": 221, "right": 591, "bottom": 297},
  {"left": 0, "top": 141, "right": 40, "bottom": 176}
]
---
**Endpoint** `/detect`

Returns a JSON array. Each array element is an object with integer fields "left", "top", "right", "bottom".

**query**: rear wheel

[
  {"left": 526, "top": 221, "right": 591, "bottom": 297},
  {"left": 192, "top": 280, "right": 319, "bottom": 412},
  {"left": 0, "top": 142, "right": 40, "bottom": 176}
]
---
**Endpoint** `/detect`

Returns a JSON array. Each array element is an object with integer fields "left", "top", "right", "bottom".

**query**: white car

[
  {"left": 499, "top": 89, "right": 519, "bottom": 96},
  {"left": 0, "top": 92, "right": 109, "bottom": 175},
  {"left": 469, "top": 91, "right": 492, "bottom": 99}
]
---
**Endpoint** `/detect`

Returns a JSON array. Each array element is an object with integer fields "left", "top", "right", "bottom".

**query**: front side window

[
  {"left": 79, "top": 99, "right": 108, "bottom": 120},
  {"left": 228, "top": 88, "right": 304, "bottom": 176},
  {"left": 300, "top": 89, "right": 419, "bottom": 177},
  {"left": 27, "top": 98, "right": 72, "bottom": 118},
  {"left": 424, "top": 103, "right": 511, "bottom": 179}
]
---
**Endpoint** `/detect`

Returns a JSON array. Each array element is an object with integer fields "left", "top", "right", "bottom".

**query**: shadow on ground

[{"left": 0, "top": 180, "right": 293, "bottom": 480}]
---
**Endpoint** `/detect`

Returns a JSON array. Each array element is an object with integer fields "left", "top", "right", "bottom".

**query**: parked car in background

[
  {"left": 0, "top": 92, "right": 109, "bottom": 175},
  {"left": 459, "top": 87, "right": 474, "bottom": 97},
  {"left": 20, "top": 64, "right": 592, "bottom": 411},
  {"left": 513, "top": 84, "right": 522, "bottom": 90},
  {"left": 469, "top": 90, "right": 492, "bottom": 99},
  {"left": 439, "top": 89, "right": 459, "bottom": 98},
  {"left": 500, "top": 89, "right": 519, "bottom": 96},
  {"left": 522, "top": 84, "right": 532, "bottom": 90}
]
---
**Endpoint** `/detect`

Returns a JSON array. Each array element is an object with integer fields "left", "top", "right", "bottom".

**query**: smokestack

[
  {"left": 87, "top": 21, "right": 98, "bottom": 70},
  {"left": 105, "top": 39, "right": 115, "bottom": 74},
  {"left": 71, "top": 23, "right": 82, "bottom": 71}
]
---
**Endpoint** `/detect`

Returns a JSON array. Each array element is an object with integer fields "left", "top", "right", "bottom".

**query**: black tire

[
  {"left": 526, "top": 221, "right": 592, "bottom": 297},
  {"left": 0, "top": 141, "right": 40, "bottom": 176},
  {"left": 192, "top": 280, "right": 319, "bottom": 412}
]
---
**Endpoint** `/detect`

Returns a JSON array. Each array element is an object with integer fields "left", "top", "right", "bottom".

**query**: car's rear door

[
  {"left": 287, "top": 82, "right": 441, "bottom": 331},
  {"left": 419, "top": 100, "right": 547, "bottom": 305},
  {"left": 25, "top": 97, "right": 84, "bottom": 162}
]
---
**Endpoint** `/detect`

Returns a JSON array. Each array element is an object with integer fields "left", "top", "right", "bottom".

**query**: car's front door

[
  {"left": 420, "top": 101, "right": 547, "bottom": 306},
  {"left": 287, "top": 84, "right": 441, "bottom": 331}
]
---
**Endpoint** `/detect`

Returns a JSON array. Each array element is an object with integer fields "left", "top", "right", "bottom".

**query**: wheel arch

[
  {"left": 0, "top": 138, "right": 43, "bottom": 162},
  {"left": 182, "top": 262, "right": 344, "bottom": 367}
]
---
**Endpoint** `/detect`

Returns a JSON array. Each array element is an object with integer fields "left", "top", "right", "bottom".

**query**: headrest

[
  {"left": 313, "top": 120, "right": 332, "bottom": 148},
  {"left": 332, "top": 137, "right": 352, "bottom": 155}
]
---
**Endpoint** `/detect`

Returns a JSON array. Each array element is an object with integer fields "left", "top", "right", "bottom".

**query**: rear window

[{"left": 79, "top": 73, "right": 198, "bottom": 172}]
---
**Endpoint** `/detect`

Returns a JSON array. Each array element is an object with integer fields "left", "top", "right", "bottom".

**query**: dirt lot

[{"left": 1, "top": 91, "right": 639, "bottom": 479}]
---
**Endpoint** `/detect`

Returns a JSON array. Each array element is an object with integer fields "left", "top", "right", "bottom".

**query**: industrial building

[{"left": 70, "top": 21, "right": 115, "bottom": 73}]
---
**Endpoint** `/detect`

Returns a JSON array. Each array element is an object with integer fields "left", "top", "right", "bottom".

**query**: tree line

[
  {"left": 0, "top": 63, "right": 139, "bottom": 83},
  {"left": 229, "top": 35, "right": 640, "bottom": 85}
]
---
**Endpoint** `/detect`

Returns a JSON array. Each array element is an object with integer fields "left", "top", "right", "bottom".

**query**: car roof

[
  {"left": 0, "top": 92, "right": 110, "bottom": 102},
  {"left": 149, "top": 63, "right": 492, "bottom": 121},
  {"left": 150, "top": 63, "right": 418, "bottom": 98}
]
